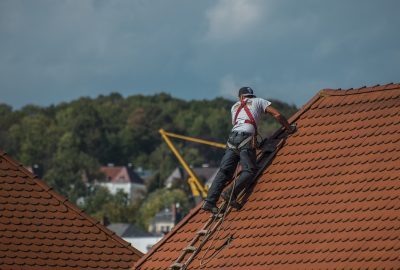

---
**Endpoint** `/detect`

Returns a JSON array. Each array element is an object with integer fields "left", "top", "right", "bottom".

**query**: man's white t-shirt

[{"left": 231, "top": 97, "right": 271, "bottom": 134}]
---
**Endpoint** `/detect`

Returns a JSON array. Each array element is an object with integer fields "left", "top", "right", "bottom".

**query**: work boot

[
  {"left": 221, "top": 191, "right": 232, "bottom": 202},
  {"left": 221, "top": 191, "right": 241, "bottom": 209},
  {"left": 201, "top": 201, "right": 219, "bottom": 214}
]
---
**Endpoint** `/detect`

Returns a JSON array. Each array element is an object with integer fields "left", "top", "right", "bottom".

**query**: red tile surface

[
  {"left": 135, "top": 83, "right": 400, "bottom": 270},
  {"left": 0, "top": 151, "right": 143, "bottom": 269}
]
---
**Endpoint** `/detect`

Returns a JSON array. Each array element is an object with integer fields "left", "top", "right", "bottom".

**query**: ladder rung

[
  {"left": 183, "top": 245, "right": 197, "bottom": 252},
  {"left": 213, "top": 213, "right": 224, "bottom": 218},
  {"left": 197, "top": 229, "right": 208, "bottom": 235},
  {"left": 169, "top": 262, "right": 183, "bottom": 269}
]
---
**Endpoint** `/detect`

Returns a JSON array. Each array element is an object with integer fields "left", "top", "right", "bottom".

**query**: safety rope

[{"left": 199, "top": 175, "right": 238, "bottom": 267}]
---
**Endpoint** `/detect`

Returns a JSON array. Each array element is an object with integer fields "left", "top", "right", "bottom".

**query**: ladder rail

[
  {"left": 181, "top": 205, "right": 232, "bottom": 270},
  {"left": 172, "top": 211, "right": 220, "bottom": 265},
  {"left": 169, "top": 202, "right": 229, "bottom": 269}
]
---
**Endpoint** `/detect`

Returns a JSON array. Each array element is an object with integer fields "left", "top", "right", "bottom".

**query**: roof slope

[
  {"left": 135, "top": 83, "right": 400, "bottom": 269},
  {"left": 0, "top": 151, "right": 143, "bottom": 269}
]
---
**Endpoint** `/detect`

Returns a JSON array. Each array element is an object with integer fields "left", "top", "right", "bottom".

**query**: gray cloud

[{"left": 0, "top": 0, "right": 399, "bottom": 108}]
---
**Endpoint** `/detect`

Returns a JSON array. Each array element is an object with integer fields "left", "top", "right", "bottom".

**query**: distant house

[
  {"left": 148, "top": 204, "right": 183, "bottom": 235},
  {"left": 165, "top": 165, "right": 218, "bottom": 190},
  {"left": 107, "top": 223, "right": 163, "bottom": 253},
  {"left": 149, "top": 208, "right": 174, "bottom": 234},
  {"left": 97, "top": 164, "right": 146, "bottom": 202}
]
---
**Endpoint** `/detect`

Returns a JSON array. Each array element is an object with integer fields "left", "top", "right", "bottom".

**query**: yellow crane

[{"left": 159, "top": 129, "right": 226, "bottom": 201}]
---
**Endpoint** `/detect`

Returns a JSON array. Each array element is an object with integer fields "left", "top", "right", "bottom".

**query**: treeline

[{"left": 0, "top": 92, "right": 297, "bottom": 226}]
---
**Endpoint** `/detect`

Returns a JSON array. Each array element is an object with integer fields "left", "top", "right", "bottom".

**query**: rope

[{"left": 199, "top": 175, "right": 238, "bottom": 267}]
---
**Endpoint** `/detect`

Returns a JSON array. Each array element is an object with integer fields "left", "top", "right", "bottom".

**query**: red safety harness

[{"left": 233, "top": 98, "right": 257, "bottom": 134}]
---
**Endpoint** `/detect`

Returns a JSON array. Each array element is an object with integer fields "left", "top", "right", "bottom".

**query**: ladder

[
  {"left": 169, "top": 202, "right": 231, "bottom": 270},
  {"left": 169, "top": 138, "right": 285, "bottom": 270}
]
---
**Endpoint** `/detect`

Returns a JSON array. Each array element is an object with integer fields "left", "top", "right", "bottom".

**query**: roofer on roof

[{"left": 201, "top": 87, "right": 296, "bottom": 214}]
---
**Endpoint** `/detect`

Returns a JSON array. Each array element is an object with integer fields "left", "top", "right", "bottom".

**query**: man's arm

[{"left": 265, "top": 106, "right": 295, "bottom": 133}]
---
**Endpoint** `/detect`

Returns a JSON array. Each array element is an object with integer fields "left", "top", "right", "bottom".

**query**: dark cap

[{"left": 238, "top": 87, "right": 256, "bottom": 98}]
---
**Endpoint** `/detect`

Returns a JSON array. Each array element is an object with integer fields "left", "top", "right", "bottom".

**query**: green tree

[
  {"left": 0, "top": 104, "right": 16, "bottom": 152},
  {"left": 44, "top": 132, "right": 102, "bottom": 201},
  {"left": 8, "top": 113, "right": 58, "bottom": 168},
  {"left": 138, "top": 188, "right": 189, "bottom": 229},
  {"left": 56, "top": 98, "right": 107, "bottom": 160},
  {"left": 83, "top": 186, "right": 140, "bottom": 224}
]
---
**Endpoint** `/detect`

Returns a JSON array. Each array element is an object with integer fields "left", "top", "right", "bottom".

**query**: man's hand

[{"left": 265, "top": 106, "right": 292, "bottom": 132}]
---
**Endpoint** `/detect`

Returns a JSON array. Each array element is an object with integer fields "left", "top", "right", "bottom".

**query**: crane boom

[
  {"left": 161, "top": 130, "right": 226, "bottom": 149},
  {"left": 159, "top": 129, "right": 225, "bottom": 201}
]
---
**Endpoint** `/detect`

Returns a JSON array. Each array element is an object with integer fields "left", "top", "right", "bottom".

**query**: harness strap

[
  {"left": 227, "top": 135, "right": 253, "bottom": 151},
  {"left": 234, "top": 99, "right": 257, "bottom": 134}
]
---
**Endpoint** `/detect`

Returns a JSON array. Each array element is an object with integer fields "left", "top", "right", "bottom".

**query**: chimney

[
  {"left": 100, "top": 216, "right": 110, "bottom": 226},
  {"left": 171, "top": 203, "right": 177, "bottom": 225},
  {"left": 172, "top": 202, "right": 181, "bottom": 225}
]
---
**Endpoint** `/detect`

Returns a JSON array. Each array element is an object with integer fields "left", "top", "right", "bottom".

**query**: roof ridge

[
  {"left": 320, "top": 82, "right": 400, "bottom": 96},
  {"left": 269, "top": 82, "right": 399, "bottom": 140},
  {"left": 102, "top": 165, "right": 125, "bottom": 169},
  {"left": 0, "top": 150, "right": 143, "bottom": 258}
]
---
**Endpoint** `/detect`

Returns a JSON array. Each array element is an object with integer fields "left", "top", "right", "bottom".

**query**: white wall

[
  {"left": 98, "top": 182, "right": 145, "bottom": 201},
  {"left": 124, "top": 236, "right": 164, "bottom": 253}
]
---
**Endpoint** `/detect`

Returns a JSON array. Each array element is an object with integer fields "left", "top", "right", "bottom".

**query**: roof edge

[
  {"left": 268, "top": 82, "right": 399, "bottom": 140},
  {"left": 0, "top": 150, "right": 144, "bottom": 259},
  {"left": 133, "top": 202, "right": 203, "bottom": 269},
  {"left": 320, "top": 82, "right": 400, "bottom": 96}
]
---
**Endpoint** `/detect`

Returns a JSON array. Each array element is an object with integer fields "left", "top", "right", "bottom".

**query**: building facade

[{"left": 97, "top": 164, "right": 146, "bottom": 202}]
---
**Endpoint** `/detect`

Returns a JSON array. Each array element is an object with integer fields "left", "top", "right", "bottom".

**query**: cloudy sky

[{"left": 1, "top": 0, "right": 399, "bottom": 109}]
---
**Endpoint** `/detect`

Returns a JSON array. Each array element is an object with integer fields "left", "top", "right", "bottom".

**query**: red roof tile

[
  {"left": 135, "top": 83, "right": 400, "bottom": 269},
  {"left": 100, "top": 166, "right": 144, "bottom": 184},
  {"left": 0, "top": 151, "right": 143, "bottom": 269}
]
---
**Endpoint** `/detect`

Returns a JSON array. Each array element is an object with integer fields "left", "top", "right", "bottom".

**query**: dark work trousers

[{"left": 206, "top": 131, "right": 257, "bottom": 204}]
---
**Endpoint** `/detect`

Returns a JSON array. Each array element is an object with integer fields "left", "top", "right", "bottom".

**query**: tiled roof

[
  {"left": 107, "top": 223, "right": 152, "bottom": 238},
  {"left": 0, "top": 151, "right": 143, "bottom": 269},
  {"left": 135, "top": 83, "right": 400, "bottom": 269}
]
